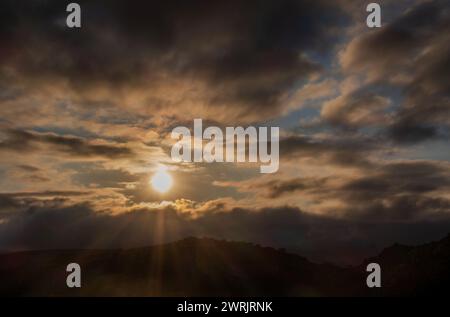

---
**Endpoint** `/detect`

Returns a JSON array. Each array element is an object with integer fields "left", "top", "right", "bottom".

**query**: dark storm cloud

[
  {"left": 279, "top": 135, "right": 379, "bottom": 168},
  {"left": 0, "top": 0, "right": 349, "bottom": 123},
  {"left": 255, "top": 160, "right": 450, "bottom": 221},
  {"left": 0, "top": 198, "right": 449, "bottom": 265},
  {"left": 340, "top": 0, "right": 450, "bottom": 143},
  {"left": 256, "top": 177, "right": 329, "bottom": 199},
  {"left": 343, "top": 161, "right": 450, "bottom": 196},
  {"left": 0, "top": 195, "right": 20, "bottom": 210},
  {"left": 0, "top": 129, "right": 134, "bottom": 158},
  {"left": 342, "top": 1, "right": 446, "bottom": 75},
  {"left": 321, "top": 89, "right": 390, "bottom": 129},
  {"left": 0, "top": 191, "right": 86, "bottom": 216},
  {"left": 10, "top": 164, "right": 51, "bottom": 183},
  {"left": 387, "top": 122, "right": 440, "bottom": 144},
  {"left": 15, "top": 165, "right": 41, "bottom": 172}
]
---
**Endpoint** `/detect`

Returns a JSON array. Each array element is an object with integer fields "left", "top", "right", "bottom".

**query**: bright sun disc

[{"left": 151, "top": 169, "right": 173, "bottom": 193}]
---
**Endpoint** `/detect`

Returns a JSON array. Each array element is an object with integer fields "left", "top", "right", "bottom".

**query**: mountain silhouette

[
  {"left": 0, "top": 235, "right": 449, "bottom": 296},
  {"left": 359, "top": 233, "right": 450, "bottom": 296}
]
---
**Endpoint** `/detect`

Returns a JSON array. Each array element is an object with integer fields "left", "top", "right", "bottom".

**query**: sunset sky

[{"left": 0, "top": 0, "right": 449, "bottom": 264}]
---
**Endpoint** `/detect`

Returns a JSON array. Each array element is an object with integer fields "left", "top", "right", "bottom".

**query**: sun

[{"left": 150, "top": 167, "right": 173, "bottom": 193}]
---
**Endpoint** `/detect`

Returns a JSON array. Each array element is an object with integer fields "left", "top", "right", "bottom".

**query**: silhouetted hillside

[
  {"left": 359, "top": 234, "right": 450, "bottom": 296},
  {"left": 0, "top": 235, "right": 449, "bottom": 296}
]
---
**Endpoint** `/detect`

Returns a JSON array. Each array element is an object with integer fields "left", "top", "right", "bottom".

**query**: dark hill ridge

[
  {"left": 360, "top": 233, "right": 450, "bottom": 296},
  {"left": 0, "top": 235, "right": 449, "bottom": 296}
]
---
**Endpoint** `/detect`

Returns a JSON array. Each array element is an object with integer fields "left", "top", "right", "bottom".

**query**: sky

[{"left": 0, "top": 0, "right": 449, "bottom": 264}]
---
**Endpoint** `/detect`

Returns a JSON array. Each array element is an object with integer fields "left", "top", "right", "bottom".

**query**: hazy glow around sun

[{"left": 151, "top": 166, "right": 173, "bottom": 193}]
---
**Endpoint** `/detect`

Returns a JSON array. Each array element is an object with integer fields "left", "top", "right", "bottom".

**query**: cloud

[
  {"left": 71, "top": 166, "right": 141, "bottom": 189},
  {"left": 338, "top": 0, "right": 450, "bottom": 143},
  {"left": 387, "top": 122, "right": 440, "bottom": 144},
  {"left": 252, "top": 176, "right": 328, "bottom": 199},
  {"left": 15, "top": 165, "right": 40, "bottom": 172},
  {"left": 238, "top": 160, "right": 450, "bottom": 221},
  {"left": 340, "top": 1, "right": 446, "bottom": 79},
  {"left": 279, "top": 134, "right": 380, "bottom": 169},
  {"left": 1, "top": 191, "right": 88, "bottom": 198},
  {"left": 321, "top": 91, "right": 391, "bottom": 128},
  {"left": 0, "top": 129, "right": 134, "bottom": 159},
  {"left": 0, "top": 196, "right": 449, "bottom": 265},
  {"left": 0, "top": 0, "right": 350, "bottom": 124}
]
